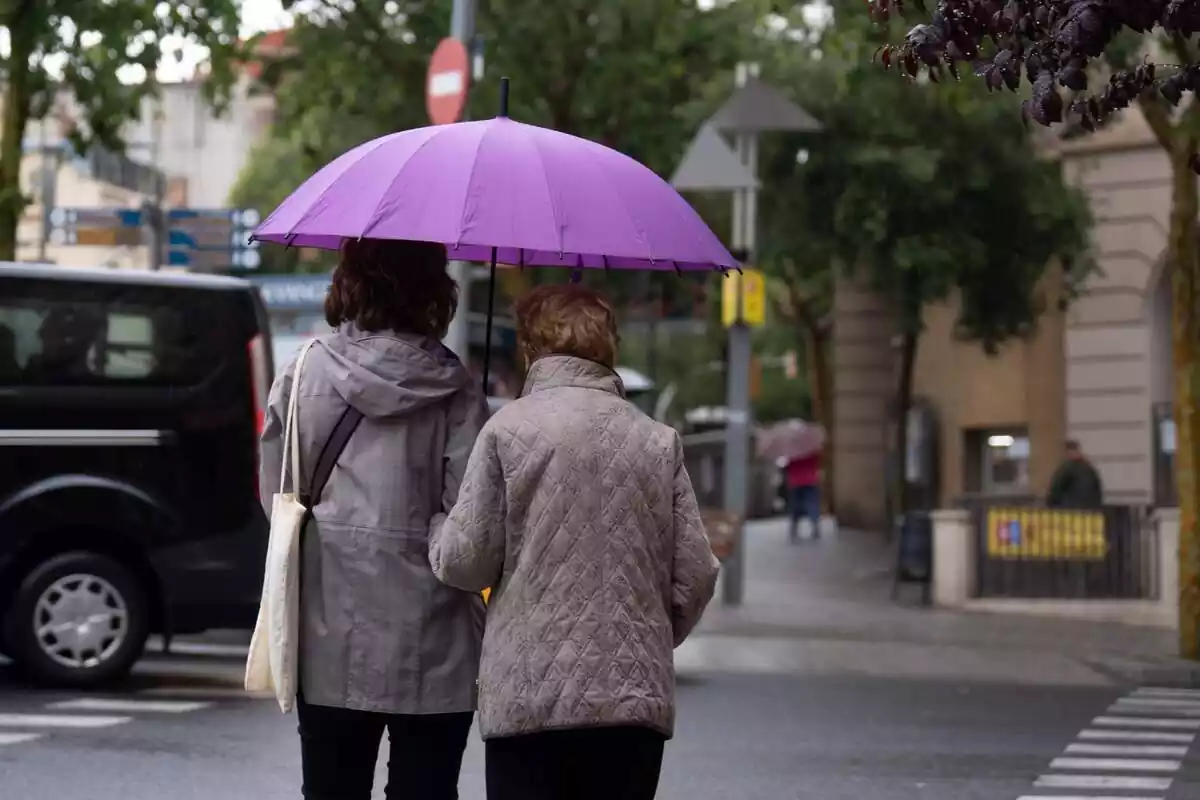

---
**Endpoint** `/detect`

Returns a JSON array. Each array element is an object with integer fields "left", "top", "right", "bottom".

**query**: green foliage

[
  {"left": 760, "top": 2, "right": 1094, "bottom": 353},
  {"left": 234, "top": 0, "right": 760, "bottom": 289},
  {"left": 0, "top": 0, "right": 244, "bottom": 258}
]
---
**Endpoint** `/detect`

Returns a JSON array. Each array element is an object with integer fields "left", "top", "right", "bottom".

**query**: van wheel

[{"left": 3, "top": 552, "right": 149, "bottom": 687}]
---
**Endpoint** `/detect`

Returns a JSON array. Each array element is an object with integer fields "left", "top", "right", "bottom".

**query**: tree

[
  {"left": 0, "top": 1, "right": 243, "bottom": 260},
  {"left": 762, "top": 2, "right": 1092, "bottom": 518},
  {"left": 869, "top": 0, "right": 1200, "bottom": 658},
  {"left": 235, "top": 0, "right": 759, "bottom": 299}
]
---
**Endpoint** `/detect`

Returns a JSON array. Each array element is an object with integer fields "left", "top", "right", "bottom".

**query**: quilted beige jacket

[{"left": 429, "top": 355, "right": 719, "bottom": 739}]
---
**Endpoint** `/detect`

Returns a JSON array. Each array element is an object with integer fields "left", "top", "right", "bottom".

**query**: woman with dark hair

[{"left": 258, "top": 238, "right": 487, "bottom": 800}]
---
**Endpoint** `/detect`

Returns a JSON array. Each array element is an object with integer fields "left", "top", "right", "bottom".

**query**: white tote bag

[{"left": 245, "top": 340, "right": 317, "bottom": 713}]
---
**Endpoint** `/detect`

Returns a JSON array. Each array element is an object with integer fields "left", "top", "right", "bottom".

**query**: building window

[{"left": 981, "top": 430, "right": 1031, "bottom": 495}]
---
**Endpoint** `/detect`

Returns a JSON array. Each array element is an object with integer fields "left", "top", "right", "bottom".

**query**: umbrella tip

[{"left": 499, "top": 77, "right": 510, "bottom": 117}]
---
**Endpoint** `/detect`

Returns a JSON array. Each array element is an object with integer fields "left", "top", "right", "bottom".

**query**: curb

[{"left": 1138, "top": 664, "right": 1200, "bottom": 688}]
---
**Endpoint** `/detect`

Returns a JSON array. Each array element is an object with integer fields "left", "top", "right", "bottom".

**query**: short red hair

[{"left": 514, "top": 284, "right": 619, "bottom": 369}]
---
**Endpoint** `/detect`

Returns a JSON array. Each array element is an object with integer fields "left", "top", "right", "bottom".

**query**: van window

[{"left": 0, "top": 294, "right": 175, "bottom": 386}]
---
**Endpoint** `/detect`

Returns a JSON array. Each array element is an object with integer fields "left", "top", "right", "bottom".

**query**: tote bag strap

[
  {"left": 278, "top": 340, "right": 318, "bottom": 495},
  {"left": 300, "top": 404, "right": 365, "bottom": 509}
]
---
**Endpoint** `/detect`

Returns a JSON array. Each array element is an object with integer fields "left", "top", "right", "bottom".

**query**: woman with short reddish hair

[
  {"left": 259, "top": 237, "right": 486, "bottom": 800},
  {"left": 430, "top": 283, "right": 719, "bottom": 800}
]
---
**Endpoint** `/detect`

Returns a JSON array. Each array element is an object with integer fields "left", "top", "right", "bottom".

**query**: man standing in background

[{"left": 1046, "top": 439, "right": 1104, "bottom": 509}]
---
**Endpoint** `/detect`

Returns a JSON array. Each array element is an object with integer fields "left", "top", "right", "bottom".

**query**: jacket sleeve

[
  {"left": 437, "top": 383, "right": 489, "bottom": 516},
  {"left": 429, "top": 424, "right": 506, "bottom": 593},
  {"left": 257, "top": 357, "right": 295, "bottom": 516},
  {"left": 669, "top": 432, "right": 719, "bottom": 647}
]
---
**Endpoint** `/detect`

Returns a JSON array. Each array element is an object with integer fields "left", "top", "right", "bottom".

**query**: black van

[{"left": 0, "top": 263, "right": 272, "bottom": 686}]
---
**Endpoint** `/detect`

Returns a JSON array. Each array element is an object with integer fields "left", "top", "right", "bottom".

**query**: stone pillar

[
  {"left": 1155, "top": 507, "right": 1180, "bottom": 631},
  {"left": 932, "top": 508, "right": 975, "bottom": 608}
]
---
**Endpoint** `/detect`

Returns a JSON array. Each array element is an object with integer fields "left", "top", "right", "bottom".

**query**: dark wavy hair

[{"left": 324, "top": 238, "right": 457, "bottom": 338}]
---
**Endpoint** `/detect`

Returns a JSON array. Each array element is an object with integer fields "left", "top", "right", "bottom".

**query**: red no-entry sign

[{"left": 426, "top": 37, "right": 469, "bottom": 125}]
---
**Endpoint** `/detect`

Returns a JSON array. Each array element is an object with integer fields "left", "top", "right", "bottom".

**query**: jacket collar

[{"left": 521, "top": 356, "right": 625, "bottom": 398}]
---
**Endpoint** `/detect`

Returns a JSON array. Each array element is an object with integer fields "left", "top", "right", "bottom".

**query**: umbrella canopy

[
  {"left": 252, "top": 116, "right": 736, "bottom": 272},
  {"left": 756, "top": 419, "right": 825, "bottom": 462}
]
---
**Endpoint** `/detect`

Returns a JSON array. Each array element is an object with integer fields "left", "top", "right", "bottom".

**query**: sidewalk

[{"left": 677, "top": 517, "right": 1193, "bottom": 688}]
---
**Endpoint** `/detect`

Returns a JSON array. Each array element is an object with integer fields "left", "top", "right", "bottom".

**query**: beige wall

[
  {"left": 1059, "top": 134, "right": 1171, "bottom": 503},
  {"left": 832, "top": 108, "right": 1174, "bottom": 526}
]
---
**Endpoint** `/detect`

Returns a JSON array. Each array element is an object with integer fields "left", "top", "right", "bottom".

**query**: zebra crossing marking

[{"left": 1019, "top": 686, "right": 1199, "bottom": 799}]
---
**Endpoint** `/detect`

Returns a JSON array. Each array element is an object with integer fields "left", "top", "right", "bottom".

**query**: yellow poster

[
  {"left": 985, "top": 507, "right": 1107, "bottom": 560},
  {"left": 721, "top": 269, "right": 766, "bottom": 328}
]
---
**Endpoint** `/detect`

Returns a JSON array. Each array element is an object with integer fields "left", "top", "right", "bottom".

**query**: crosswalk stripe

[
  {"left": 0, "top": 732, "right": 41, "bottom": 746},
  {"left": 0, "top": 713, "right": 130, "bottom": 729},
  {"left": 1109, "top": 703, "right": 1200, "bottom": 718},
  {"left": 1018, "top": 796, "right": 1161, "bottom": 800},
  {"left": 1033, "top": 774, "right": 1173, "bottom": 791},
  {"left": 138, "top": 686, "right": 270, "bottom": 700},
  {"left": 47, "top": 698, "right": 209, "bottom": 714},
  {"left": 1115, "top": 697, "right": 1200, "bottom": 710},
  {"left": 1094, "top": 715, "right": 1200, "bottom": 729},
  {"left": 1078, "top": 728, "right": 1196, "bottom": 743},
  {"left": 1132, "top": 686, "right": 1200, "bottom": 699},
  {"left": 1065, "top": 742, "right": 1188, "bottom": 757},
  {"left": 1049, "top": 757, "right": 1181, "bottom": 772}
]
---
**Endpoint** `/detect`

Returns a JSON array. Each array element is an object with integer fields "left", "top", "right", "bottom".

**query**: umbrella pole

[
  {"left": 481, "top": 77, "right": 510, "bottom": 393},
  {"left": 481, "top": 245, "right": 498, "bottom": 393}
]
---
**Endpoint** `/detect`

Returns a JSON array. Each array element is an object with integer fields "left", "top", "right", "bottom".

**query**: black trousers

[
  {"left": 297, "top": 696, "right": 473, "bottom": 800},
  {"left": 485, "top": 726, "right": 666, "bottom": 800}
]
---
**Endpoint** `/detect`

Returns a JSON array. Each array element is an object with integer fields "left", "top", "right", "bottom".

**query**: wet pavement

[{"left": 0, "top": 518, "right": 1195, "bottom": 799}]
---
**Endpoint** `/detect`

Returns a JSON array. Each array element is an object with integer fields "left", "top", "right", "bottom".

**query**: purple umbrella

[
  {"left": 253, "top": 80, "right": 734, "bottom": 387},
  {"left": 254, "top": 105, "right": 733, "bottom": 270}
]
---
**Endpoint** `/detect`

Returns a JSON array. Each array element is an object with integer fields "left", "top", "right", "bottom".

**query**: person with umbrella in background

[
  {"left": 258, "top": 238, "right": 486, "bottom": 800},
  {"left": 758, "top": 419, "right": 826, "bottom": 542},
  {"left": 429, "top": 284, "right": 719, "bottom": 800},
  {"left": 786, "top": 448, "right": 823, "bottom": 542}
]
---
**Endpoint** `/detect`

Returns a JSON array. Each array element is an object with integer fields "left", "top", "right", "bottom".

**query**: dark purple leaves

[{"left": 867, "top": 0, "right": 1200, "bottom": 173}]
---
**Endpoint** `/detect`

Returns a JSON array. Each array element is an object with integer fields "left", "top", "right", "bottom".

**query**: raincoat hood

[{"left": 315, "top": 322, "right": 471, "bottom": 419}]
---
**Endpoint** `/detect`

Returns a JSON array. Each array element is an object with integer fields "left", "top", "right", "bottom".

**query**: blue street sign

[
  {"left": 166, "top": 207, "right": 261, "bottom": 270},
  {"left": 49, "top": 207, "right": 144, "bottom": 229},
  {"left": 47, "top": 207, "right": 144, "bottom": 246}
]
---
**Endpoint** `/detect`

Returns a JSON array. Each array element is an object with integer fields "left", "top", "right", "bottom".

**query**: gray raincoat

[{"left": 259, "top": 323, "right": 487, "bottom": 714}]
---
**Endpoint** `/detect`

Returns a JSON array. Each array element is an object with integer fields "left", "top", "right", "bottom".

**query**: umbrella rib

[
  {"left": 361, "top": 128, "right": 470, "bottom": 241},
  {"left": 525, "top": 127, "right": 566, "bottom": 261},
  {"left": 282, "top": 134, "right": 398, "bottom": 238},
  {"left": 577, "top": 140, "right": 654, "bottom": 267},
  {"left": 447, "top": 121, "right": 496, "bottom": 252}
]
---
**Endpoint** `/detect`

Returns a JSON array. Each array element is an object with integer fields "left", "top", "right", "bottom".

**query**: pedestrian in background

[
  {"left": 429, "top": 284, "right": 720, "bottom": 800},
  {"left": 1046, "top": 439, "right": 1104, "bottom": 509},
  {"left": 259, "top": 238, "right": 487, "bottom": 800},
  {"left": 786, "top": 449, "right": 822, "bottom": 541}
]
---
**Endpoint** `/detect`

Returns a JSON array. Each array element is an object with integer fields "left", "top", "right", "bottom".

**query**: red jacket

[{"left": 786, "top": 453, "right": 821, "bottom": 488}]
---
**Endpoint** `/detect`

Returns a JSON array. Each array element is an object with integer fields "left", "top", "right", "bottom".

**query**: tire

[{"left": 3, "top": 552, "right": 149, "bottom": 687}]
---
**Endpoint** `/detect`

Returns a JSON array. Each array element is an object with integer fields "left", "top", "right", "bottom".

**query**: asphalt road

[{"left": 3, "top": 648, "right": 1197, "bottom": 800}]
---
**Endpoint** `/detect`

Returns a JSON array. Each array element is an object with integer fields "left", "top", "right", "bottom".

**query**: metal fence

[
  {"left": 680, "top": 429, "right": 779, "bottom": 519},
  {"left": 969, "top": 502, "right": 1158, "bottom": 600}
]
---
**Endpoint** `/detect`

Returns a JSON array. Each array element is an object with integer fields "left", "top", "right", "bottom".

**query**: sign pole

[
  {"left": 442, "top": 0, "right": 476, "bottom": 364},
  {"left": 721, "top": 63, "right": 759, "bottom": 607}
]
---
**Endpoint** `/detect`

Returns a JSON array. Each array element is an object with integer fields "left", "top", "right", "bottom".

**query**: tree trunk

[
  {"left": 893, "top": 329, "right": 919, "bottom": 519},
  {"left": 1169, "top": 151, "right": 1200, "bottom": 660},
  {"left": 0, "top": 22, "right": 34, "bottom": 262},
  {"left": 805, "top": 331, "right": 836, "bottom": 515}
]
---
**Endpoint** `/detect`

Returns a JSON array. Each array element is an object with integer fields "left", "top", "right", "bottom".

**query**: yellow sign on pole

[{"left": 721, "top": 268, "right": 766, "bottom": 328}]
